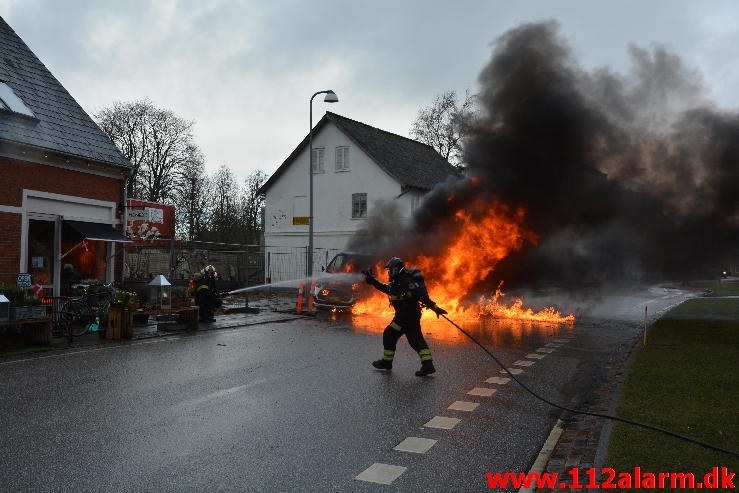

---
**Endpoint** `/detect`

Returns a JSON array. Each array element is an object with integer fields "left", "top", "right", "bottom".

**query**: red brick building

[{"left": 0, "top": 16, "right": 131, "bottom": 296}]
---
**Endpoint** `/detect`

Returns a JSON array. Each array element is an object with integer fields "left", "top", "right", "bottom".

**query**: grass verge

[{"left": 605, "top": 298, "right": 738, "bottom": 485}]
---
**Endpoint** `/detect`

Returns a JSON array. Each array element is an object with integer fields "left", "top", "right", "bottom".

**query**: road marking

[
  {"left": 393, "top": 437, "right": 437, "bottom": 454},
  {"left": 355, "top": 463, "right": 407, "bottom": 484},
  {"left": 467, "top": 387, "right": 496, "bottom": 397},
  {"left": 545, "top": 343, "right": 562, "bottom": 348},
  {"left": 500, "top": 368, "right": 523, "bottom": 375},
  {"left": 424, "top": 416, "right": 461, "bottom": 429},
  {"left": 447, "top": 401, "right": 479, "bottom": 411},
  {"left": 518, "top": 419, "right": 564, "bottom": 493},
  {"left": 485, "top": 376, "right": 511, "bottom": 385},
  {"left": 526, "top": 353, "right": 545, "bottom": 359},
  {"left": 536, "top": 348, "right": 555, "bottom": 353},
  {"left": 513, "top": 360, "right": 535, "bottom": 367},
  {"left": 553, "top": 339, "right": 569, "bottom": 343}
]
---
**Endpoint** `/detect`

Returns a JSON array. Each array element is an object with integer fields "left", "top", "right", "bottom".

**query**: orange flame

[{"left": 352, "top": 200, "right": 574, "bottom": 324}]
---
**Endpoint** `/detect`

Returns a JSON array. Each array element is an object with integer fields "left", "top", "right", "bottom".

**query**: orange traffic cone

[
  {"left": 296, "top": 280, "right": 304, "bottom": 313},
  {"left": 307, "top": 280, "right": 317, "bottom": 312}
]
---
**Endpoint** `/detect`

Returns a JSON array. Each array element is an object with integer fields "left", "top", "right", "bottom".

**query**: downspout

[{"left": 121, "top": 174, "right": 129, "bottom": 287}]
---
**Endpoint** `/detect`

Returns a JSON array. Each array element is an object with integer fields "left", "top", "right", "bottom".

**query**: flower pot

[{"left": 9, "top": 306, "right": 31, "bottom": 320}]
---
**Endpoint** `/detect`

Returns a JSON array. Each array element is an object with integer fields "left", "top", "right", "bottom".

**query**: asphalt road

[{"left": 0, "top": 285, "right": 691, "bottom": 492}]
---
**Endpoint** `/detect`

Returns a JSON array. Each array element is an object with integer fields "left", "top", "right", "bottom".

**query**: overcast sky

[{"left": 3, "top": 0, "right": 739, "bottom": 180}]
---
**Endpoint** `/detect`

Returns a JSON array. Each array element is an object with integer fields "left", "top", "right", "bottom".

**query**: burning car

[{"left": 313, "top": 252, "right": 376, "bottom": 311}]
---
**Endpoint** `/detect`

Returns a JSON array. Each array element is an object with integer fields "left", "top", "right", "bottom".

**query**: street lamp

[{"left": 308, "top": 89, "right": 339, "bottom": 291}]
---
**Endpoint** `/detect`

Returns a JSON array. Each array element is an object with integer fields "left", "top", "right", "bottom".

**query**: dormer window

[{"left": 0, "top": 81, "right": 35, "bottom": 117}]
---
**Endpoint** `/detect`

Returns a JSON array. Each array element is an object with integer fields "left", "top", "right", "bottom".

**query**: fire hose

[{"left": 439, "top": 313, "right": 739, "bottom": 459}]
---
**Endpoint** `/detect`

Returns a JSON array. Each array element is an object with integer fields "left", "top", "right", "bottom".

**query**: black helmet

[{"left": 385, "top": 257, "right": 405, "bottom": 278}]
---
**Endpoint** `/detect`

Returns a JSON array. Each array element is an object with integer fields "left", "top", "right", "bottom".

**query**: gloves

[
  {"left": 431, "top": 304, "right": 448, "bottom": 318},
  {"left": 362, "top": 269, "right": 375, "bottom": 284}
]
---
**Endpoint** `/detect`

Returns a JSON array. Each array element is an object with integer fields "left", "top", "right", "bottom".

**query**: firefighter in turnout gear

[
  {"left": 364, "top": 257, "right": 448, "bottom": 376},
  {"left": 195, "top": 266, "right": 218, "bottom": 323}
]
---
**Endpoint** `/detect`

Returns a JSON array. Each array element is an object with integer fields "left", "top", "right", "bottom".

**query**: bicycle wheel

[{"left": 59, "top": 299, "right": 89, "bottom": 336}]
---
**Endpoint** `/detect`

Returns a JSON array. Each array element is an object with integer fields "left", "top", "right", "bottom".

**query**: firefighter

[
  {"left": 364, "top": 257, "right": 448, "bottom": 376},
  {"left": 195, "top": 266, "right": 218, "bottom": 323}
]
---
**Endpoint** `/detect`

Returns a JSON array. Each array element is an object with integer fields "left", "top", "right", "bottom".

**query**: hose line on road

[{"left": 440, "top": 314, "right": 739, "bottom": 459}]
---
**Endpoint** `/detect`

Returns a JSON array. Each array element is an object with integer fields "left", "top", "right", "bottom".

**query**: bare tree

[
  {"left": 143, "top": 108, "right": 194, "bottom": 203},
  {"left": 238, "top": 169, "right": 268, "bottom": 244},
  {"left": 206, "top": 164, "right": 240, "bottom": 243},
  {"left": 96, "top": 99, "right": 151, "bottom": 197},
  {"left": 174, "top": 144, "right": 210, "bottom": 240},
  {"left": 410, "top": 90, "right": 476, "bottom": 168},
  {"left": 95, "top": 99, "right": 195, "bottom": 203}
]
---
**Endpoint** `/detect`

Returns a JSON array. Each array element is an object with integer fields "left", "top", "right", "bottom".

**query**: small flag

[
  {"left": 32, "top": 283, "right": 44, "bottom": 297},
  {"left": 82, "top": 239, "right": 89, "bottom": 252}
]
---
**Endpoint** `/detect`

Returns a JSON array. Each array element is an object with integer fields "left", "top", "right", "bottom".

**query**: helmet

[
  {"left": 193, "top": 272, "right": 202, "bottom": 280},
  {"left": 201, "top": 265, "right": 217, "bottom": 277},
  {"left": 385, "top": 257, "right": 405, "bottom": 279}
]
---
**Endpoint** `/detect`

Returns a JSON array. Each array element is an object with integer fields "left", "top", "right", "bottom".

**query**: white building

[{"left": 260, "top": 112, "right": 457, "bottom": 282}]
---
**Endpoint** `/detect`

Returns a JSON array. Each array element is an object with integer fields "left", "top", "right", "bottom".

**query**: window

[
  {"left": 27, "top": 220, "right": 55, "bottom": 286},
  {"left": 0, "top": 81, "right": 35, "bottom": 117},
  {"left": 311, "top": 147, "right": 325, "bottom": 173},
  {"left": 335, "top": 146, "right": 350, "bottom": 171},
  {"left": 352, "top": 193, "right": 367, "bottom": 219}
]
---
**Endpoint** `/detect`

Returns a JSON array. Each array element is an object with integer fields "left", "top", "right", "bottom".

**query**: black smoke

[{"left": 356, "top": 21, "right": 739, "bottom": 291}]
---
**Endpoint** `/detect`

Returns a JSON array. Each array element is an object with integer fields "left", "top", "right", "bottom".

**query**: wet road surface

[{"left": 0, "top": 286, "right": 691, "bottom": 492}]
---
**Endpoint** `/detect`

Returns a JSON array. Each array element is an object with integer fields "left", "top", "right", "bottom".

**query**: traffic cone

[
  {"left": 296, "top": 280, "right": 304, "bottom": 313},
  {"left": 307, "top": 280, "right": 316, "bottom": 312}
]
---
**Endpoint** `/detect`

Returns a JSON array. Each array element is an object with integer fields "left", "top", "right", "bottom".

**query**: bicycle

[{"left": 57, "top": 283, "right": 115, "bottom": 337}]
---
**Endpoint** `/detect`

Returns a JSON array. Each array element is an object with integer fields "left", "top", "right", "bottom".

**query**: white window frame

[
  {"left": 0, "top": 82, "right": 35, "bottom": 117},
  {"left": 335, "top": 146, "right": 350, "bottom": 171},
  {"left": 311, "top": 147, "right": 325, "bottom": 173},
  {"left": 351, "top": 193, "right": 367, "bottom": 219}
]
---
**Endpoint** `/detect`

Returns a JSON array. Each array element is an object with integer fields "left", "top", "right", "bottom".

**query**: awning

[{"left": 64, "top": 220, "right": 132, "bottom": 243}]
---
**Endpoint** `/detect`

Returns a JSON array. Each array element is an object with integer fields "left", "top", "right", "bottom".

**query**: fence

[{"left": 123, "top": 241, "right": 342, "bottom": 312}]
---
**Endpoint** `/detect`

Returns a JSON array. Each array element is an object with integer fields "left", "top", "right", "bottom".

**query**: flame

[{"left": 352, "top": 200, "right": 574, "bottom": 325}]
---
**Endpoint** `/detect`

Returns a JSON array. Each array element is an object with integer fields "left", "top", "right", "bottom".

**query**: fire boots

[
  {"left": 415, "top": 360, "right": 436, "bottom": 377},
  {"left": 372, "top": 359, "right": 393, "bottom": 370}
]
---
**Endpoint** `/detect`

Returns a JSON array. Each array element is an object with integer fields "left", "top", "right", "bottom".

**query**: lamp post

[{"left": 308, "top": 90, "right": 339, "bottom": 291}]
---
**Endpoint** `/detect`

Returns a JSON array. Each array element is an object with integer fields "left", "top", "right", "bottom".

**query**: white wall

[{"left": 264, "top": 122, "right": 413, "bottom": 281}]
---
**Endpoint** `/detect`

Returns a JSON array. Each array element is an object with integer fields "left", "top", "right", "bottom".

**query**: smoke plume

[{"left": 356, "top": 21, "right": 739, "bottom": 291}]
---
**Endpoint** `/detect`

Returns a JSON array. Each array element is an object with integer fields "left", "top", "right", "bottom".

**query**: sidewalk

[
  {"left": 538, "top": 329, "right": 639, "bottom": 492},
  {"left": 43, "top": 308, "right": 304, "bottom": 352}
]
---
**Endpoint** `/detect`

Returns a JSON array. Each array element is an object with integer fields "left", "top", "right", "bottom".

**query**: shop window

[
  {"left": 61, "top": 222, "right": 107, "bottom": 294},
  {"left": 27, "top": 219, "right": 54, "bottom": 286}
]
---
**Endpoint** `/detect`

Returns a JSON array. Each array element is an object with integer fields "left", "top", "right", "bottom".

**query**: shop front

[{"left": 22, "top": 191, "right": 130, "bottom": 297}]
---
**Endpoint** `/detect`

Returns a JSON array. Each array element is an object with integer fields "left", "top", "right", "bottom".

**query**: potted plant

[
  {"left": 0, "top": 285, "right": 30, "bottom": 320},
  {"left": 109, "top": 290, "right": 140, "bottom": 339}
]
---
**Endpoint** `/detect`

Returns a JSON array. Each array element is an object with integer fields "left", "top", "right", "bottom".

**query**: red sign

[{"left": 126, "top": 199, "right": 175, "bottom": 246}]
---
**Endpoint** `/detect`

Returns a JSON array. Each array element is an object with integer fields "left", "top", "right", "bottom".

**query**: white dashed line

[
  {"left": 513, "top": 360, "right": 535, "bottom": 367},
  {"left": 545, "top": 343, "right": 562, "bottom": 348},
  {"left": 355, "top": 463, "right": 407, "bottom": 484},
  {"left": 500, "top": 368, "right": 523, "bottom": 375},
  {"left": 526, "top": 353, "right": 545, "bottom": 359},
  {"left": 393, "top": 437, "right": 437, "bottom": 454},
  {"left": 447, "top": 401, "right": 480, "bottom": 411},
  {"left": 554, "top": 339, "right": 569, "bottom": 343},
  {"left": 536, "top": 348, "right": 555, "bottom": 354},
  {"left": 467, "top": 387, "right": 496, "bottom": 397},
  {"left": 485, "top": 376, "right": 511, "bottom": 385},
  {"left": 424, "top": 416, "right": 461, "bottom": 429}
]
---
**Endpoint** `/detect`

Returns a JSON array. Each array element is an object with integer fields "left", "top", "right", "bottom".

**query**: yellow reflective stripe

[
  {"left": 418, "top": 348, "right": 432, "bottom": 361},
  {"left": 389, "top": 321, "right": 402, "bottom": 331},
  {"left": 383, "top": 349, "right": 395, "bottom": 361}
]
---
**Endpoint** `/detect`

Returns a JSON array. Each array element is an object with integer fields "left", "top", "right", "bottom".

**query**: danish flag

[
  {"left": 32, "top": 282, "right": 44, "bottom": 297},
  {"left": 81, "top": 239, "right": 89, "bottom": 253}
]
